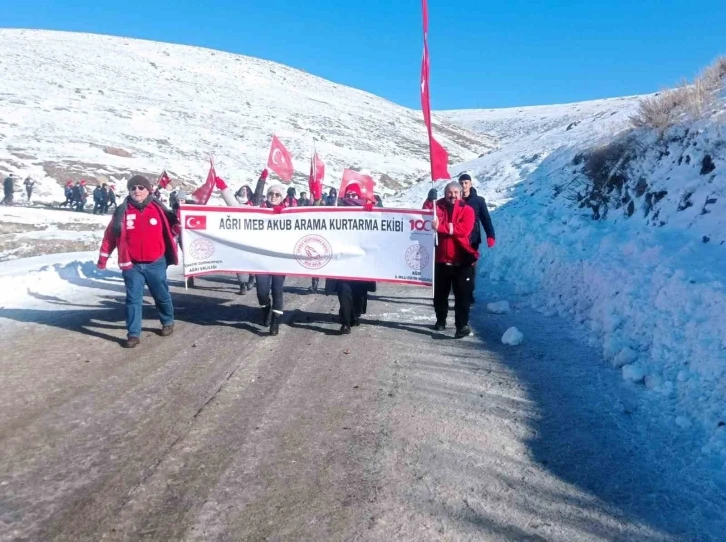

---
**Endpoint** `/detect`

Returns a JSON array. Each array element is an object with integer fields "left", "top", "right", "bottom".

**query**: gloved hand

[
  {"left": 364, "top": 201, "right": 374, "bottom": 211},
  {"left": 487, "top": 237, "right": 496, "bottom": 248},
  {"left": 261, "top": 169, "right": 269, "bottom": 180},
  {"left": 215, "top": 176, "right": 227, "bottom": 190},
  {"left": 272, "top": 205, "right": 284, "bottom": 214},
  {"left": 97, "top": 259, "right": 107, "bottom": 270}
]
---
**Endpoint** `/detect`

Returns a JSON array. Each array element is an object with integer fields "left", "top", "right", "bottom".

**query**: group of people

[
  {"left": 97, "top": 171, "right": 494, "bottom": 348},
  {"left": 2, "top": 174, "right": 36, "bottom": 205},
  {"left": 60, "top": 180, "right": 117, "bottom": 213}
]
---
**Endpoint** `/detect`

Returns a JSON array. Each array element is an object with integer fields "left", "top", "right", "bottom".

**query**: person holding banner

[
  {"left": 250, "top": 171, "right": 286, "bottom": 336},
  {"left": 325, "top": 183, "right": 376, "bottom": 334},
  {"left": 97, "top": 175, "right": 179, "bottom": 348},
  {"left": 431, "top": 181, "right": 479, "bottom": 339}
]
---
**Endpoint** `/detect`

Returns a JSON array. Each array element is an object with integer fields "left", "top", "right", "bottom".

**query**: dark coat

[{"left": 463, "top": 187, "right": 495, "bottom": 249}]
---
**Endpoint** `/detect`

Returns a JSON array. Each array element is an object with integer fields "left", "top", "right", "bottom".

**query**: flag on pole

[
  {"left": 420, "top": 0, "right": 450, "bottom": 181},
  {"left": 157, "top": 170, "right": 171, "bottom": 190},
  {"left": 267, "top": 135, "right": 294, "bottom": 182},
  {"left": 339, "top": 169, "right": 376, "bottom": 202},
  {"left": 308, "top": 151, "right": 325, "bottom": 201},
  {"left": 191, "top": 158, "right": 216, "bottom": 205}
]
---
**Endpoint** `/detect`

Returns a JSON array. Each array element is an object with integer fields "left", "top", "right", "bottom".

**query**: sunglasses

[
  {"left": 268, "top": 192, "right": 283, "bottom": 198},
  {"left": 130, "top": 185, "right": 148, "bottom": 192}
]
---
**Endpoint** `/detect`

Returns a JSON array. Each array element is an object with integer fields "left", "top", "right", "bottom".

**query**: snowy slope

[
  {"left": 0, "top": 29, "right": 494, "bottom": 203},
  {"left": 411, "top": 94, "right": 726, "bottom": 458}
]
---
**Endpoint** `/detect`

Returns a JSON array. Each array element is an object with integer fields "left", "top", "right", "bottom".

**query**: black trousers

[
  {"left": 256, "top": 274, "right": 285, "bottom": 312},
  {"left": 337, "top": 281, "right": 368, "bottom": 325},
  {"left": 433, "top": 263, "right": 475, "bottom": 330}
]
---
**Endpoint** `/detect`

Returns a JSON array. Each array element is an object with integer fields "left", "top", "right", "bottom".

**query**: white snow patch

[
  {"left": 502, "top": 327, "right": 524, "bottom": 346},
  {"left": 486, "top": 300, "right": 511, "bottom": 314}
]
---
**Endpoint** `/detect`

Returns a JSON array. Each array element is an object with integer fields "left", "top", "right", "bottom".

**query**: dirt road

[{"left": 1, "top": 273, "right": 724, "bottom": 541}]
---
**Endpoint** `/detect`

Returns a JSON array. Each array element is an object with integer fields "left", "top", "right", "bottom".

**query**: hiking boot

[
  {"left": 454, "top": 326, "right": 472, "bottom": 339},
  {"left": 246, "top": 279, "right": 255, "bottom": 291},
  {"left": 352, "top": 317, "right": 360, "bottom": 327},
  {"left": 161, "top": 324, "right": 174, "bottom": 337},
  {"left": 340, "top": 324, "right": 352, "bottom": 335},
  {"left": 262, "top": 305, "right": 272, "bottom": 327},
  {"left": 123, "top": 336, "right": 140, "bottom": 348},
  {"left": 270, "top": 314, "right": 280, "bottom": 336},
  {"left": 434, "top": 320, "right": 446, "bottom": 331},
  {"left": 238, "top": 285, "right": 247, "bottom": 295}
]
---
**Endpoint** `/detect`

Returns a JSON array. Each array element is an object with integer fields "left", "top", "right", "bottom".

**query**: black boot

[
  {"left": 269, "top": 313, "right": 280, "bottom": 336},
  {"left": 262, "top": 305, "right": 272, "bottom": 327},
  {"left": 238, "top": 284, "right": 247, "bottom": 295}
]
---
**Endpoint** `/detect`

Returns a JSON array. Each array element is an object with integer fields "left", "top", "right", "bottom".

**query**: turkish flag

[
  {"left": 339, "top": 169, "right": 376, "bottom": 203},
  {"left": 308, "top": 152, "right": 325, "bottom": 201},
  {"left": 184, "top": 215, "right": 207, "bottom": 230},
  {"left": 420, "top": 0, "right": 450, "bottom": 181},
  {"left": 267, "top": 135, "right": 294, "bottom": 182},
  {"left": 157, "top": 170, "right": 171, "bottom": 189},
  {"left": 192, "top": 159, "right": 216, "bottom": 205}
]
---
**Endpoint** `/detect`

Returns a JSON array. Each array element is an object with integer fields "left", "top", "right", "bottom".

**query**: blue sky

[{"left": 2, "top": 0, "right": 725, "bottom": 110}]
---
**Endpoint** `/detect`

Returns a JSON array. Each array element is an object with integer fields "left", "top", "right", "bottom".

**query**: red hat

[
  {"left": 345, "top": 183, "right": 361, "bottom": 197},
  {"left": 66, "top": 180, "right": 73, "bottom": 186},
  {"left": 80, "top": 180, "right": 87, "bottom": 185}
]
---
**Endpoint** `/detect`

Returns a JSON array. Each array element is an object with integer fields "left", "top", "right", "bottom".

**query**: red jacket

[
  {"left": 435, "top": 198, "right": 479, "bottom": 265},
  {"left": 98, "top": 199, "right": 179, "bottom": 270},
  {"left": 284, "top": 196, "right": 298, "bottom": 207}
]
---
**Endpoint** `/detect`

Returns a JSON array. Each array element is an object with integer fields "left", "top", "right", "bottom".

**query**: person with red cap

[
  {"left": 97, "top": 175, "right": 179, "bottom": 348},
  {"left": 432, "top": 181, "right": 479, "bottom": 339},
  {"left": 60, "top": 180, "right": 75, "bottom": 208},
  {"left": 325, "top": 182, "right": 377, "bottom": 334}
]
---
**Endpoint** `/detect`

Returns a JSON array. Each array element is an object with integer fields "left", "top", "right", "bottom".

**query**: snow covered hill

[
  {"left": 0, "top": 29, "right": 494, "bottom": 203},
  {"left": 416, "top": 88, "right": 726, "bottom": 458}
]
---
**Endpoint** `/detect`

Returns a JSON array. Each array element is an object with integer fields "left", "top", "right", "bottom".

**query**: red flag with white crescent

[
  {"left": 157, "top": 170, "right": 171, "bottom": 189},
  {"left": 267, "top": 135, "right": 294, "bottom": 182},
  {"left": 339, "top": 169, "right": 376, "bottom": 203},
  {"left": 421, "top": 0, "right": 450, "bottom": 181},
  {"left": 191, "top": 158, "right": 216, "bottom": 205},
  {"left": 308, "top": 152, "right": 325, "bottom": 201}
]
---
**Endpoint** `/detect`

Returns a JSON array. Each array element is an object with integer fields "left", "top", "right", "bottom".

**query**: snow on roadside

[{"left": 435, "top": 96, "right": 726, "bottom": 459}]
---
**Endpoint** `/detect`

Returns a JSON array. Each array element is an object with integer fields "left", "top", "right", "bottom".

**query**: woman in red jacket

[
  {"left": 432, "top": 181, "right": 479, "bottom": 339},
  {"left": 97, "top": 175, "right": 179, "bottom": 348}
]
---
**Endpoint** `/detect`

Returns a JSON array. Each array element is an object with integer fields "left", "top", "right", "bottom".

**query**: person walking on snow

[
  {"left": 325, "top": 183, "right": 377, "bottom": 334},
  {"left": 422, "top": 188, "right": 437, "bottom": 210},
  {"left": 247, "top": 170, "right": 287, "bottom": 335},
  {"left": 97, "top": 175, "right": 179, "bottom": 349},
  {"left": 432, "top": 181, "right": 479, "bottom": 339},
  {"left": 92, "top": 184, "right": 108, "bottom": 215},
  {"left": 458, "top": 173, "right": 495, "bottom": 304},
  {"left": 3, "top": 174, "right": 15, "bottom": 205},
  {"left": 60, "top": 180, "right": 75, "bottom": 208},
  {"left": 24, "top": 177, "right": 35, "bottom": 202},
  {"left": 73, "top": 181, "right": 88, "bottom": 212},
  {"left": 106, "top": 185, "right": 117, "bottom": 213}
]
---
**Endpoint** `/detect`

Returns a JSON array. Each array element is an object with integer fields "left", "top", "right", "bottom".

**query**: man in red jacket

[
  {"left": 97, "top": 175, "right": 179, "bottom": 348},
  {"left": 432, "top": 181, "right": 479, "bottom": 338}
]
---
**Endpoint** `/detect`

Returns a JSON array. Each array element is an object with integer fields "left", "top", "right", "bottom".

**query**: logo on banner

[
  {"left": 185, "top": 216, "right": 207, "bottom": 230},
  {"left": 405, "top": 244, "right": 430, "bottom": 271},
  {"left": 189, "top": 238, "right": 215, "bottom": 261},
  {"left": 294, "top": 234, "right": 333, "bottom": 270}
]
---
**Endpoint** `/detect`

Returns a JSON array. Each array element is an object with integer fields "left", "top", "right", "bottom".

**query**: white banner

[{"left": 179, "top": 205, "right": 435, "bottom": 286}]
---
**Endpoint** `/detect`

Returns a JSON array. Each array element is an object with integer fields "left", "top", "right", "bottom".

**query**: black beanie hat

[
  {"left": 427, "top": 188, "right": 437, "bottom": 200},
  {"left": 127, "top": 175, "right": 152, "bottom": 192},
  {"left": 458, "top": 173, "right": 472, "bottom": 182},
  {"left": 287, "top": 186, "right": 296, "bottom": 196}
]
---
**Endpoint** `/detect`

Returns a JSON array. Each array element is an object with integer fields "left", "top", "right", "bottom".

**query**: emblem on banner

[
  {"left": 294, "top": 234, "right": 333, "bottom": 270},
  {"left": 189, "top": 238, "right": 215, "bottom": 261},
  {"left": 405, "top": 244, "right": 429, "bottom": 271}
]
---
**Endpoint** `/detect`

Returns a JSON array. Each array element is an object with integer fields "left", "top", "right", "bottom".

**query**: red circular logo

[
  {"left": 189, "top": 238, "right": 215, "bottom": 261},
  {"left": 405, "top": 244, "right": 429, "bottom": 271},
  {"left": 294, "top": 234, "right": 333, "bottom": 270}
]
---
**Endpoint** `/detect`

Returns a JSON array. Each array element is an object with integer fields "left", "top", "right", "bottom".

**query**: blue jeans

[{"left": 122, "top": 257, "right": 174, "bottom": 338}]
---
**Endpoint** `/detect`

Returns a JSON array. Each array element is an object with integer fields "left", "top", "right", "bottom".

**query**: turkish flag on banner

[
  {"left": 420, "top": 0, "right": 450, "bottom": 181},
  {"left": 192, "top": 158, "right": 216, "bottom": 205},
  {"left": 157, "top": 170, "right": 171, "bottom": 189},
  {"left": 267, "top": 135, "right": 294, "bottom": 182},
  {"left": 308, "top": 152, "right": 325, "bottom": 201},
  {"left": 339, "top": 169, "right": 376, "bottom": 203}
]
